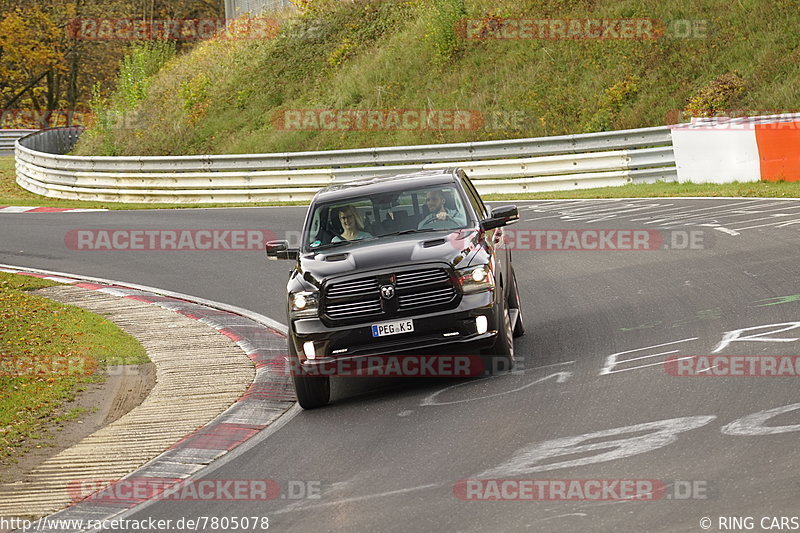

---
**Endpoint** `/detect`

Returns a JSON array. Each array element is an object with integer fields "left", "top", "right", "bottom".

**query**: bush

[
  {"left": 82, "top": 42, "right": 176, "bottom": 154},
  {"left": 684, "top": 72, "right": 747, "bottom": 118},
  {"left": 583, "top": 76, "right": 641, "bottom": 132},
  {"left": 424, "top": 0, "right": 466, "bottom": 62},
  {"left": 117, "top": 41, "right": 176, "bottom": 110}
]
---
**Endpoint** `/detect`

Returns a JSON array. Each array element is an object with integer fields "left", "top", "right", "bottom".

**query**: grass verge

[
  {"left": 485, "top": 180, "right": 800, "bottom": 201},
  {"left": 0, "top": 272, "right": 149, "bottom": 462}
]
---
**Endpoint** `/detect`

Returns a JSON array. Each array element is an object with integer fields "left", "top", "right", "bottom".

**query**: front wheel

[
  {"left": 508, "top": 269, "right": 526, "bottom": 338},
  {"left": 289, "top": 339, "right": 330, "bottom": 409},
  {"left": 481, "top": 302, "right": 515, "bottom": 375}
]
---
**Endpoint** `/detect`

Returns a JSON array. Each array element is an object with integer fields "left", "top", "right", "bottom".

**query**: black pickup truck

[{"left": 266, "top": 168, "right": 524, "bottom": 408}]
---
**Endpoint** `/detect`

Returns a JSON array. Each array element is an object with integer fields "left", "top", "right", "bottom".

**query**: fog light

[
  {"left": 303, "top": 341, "right": 316, "bottom": 360},
  {"left": 475, "top": 316, "right": 488, "bottom": 335}
]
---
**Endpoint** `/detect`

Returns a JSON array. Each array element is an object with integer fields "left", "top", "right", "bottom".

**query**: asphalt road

[{"left": 2, "top": 198, "right": 800, "bottom": 532}]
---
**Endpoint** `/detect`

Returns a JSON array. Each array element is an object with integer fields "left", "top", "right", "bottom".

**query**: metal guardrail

[
  {"left": 15, "top": 125, "right": 677, "bottom": 203},
  {"left": 17, "top": 126, "right": 672, "bottom": 171},
  {"left": 1, "top": 129, "right": 37, "bottom": 151},
  {"left": 225, "top": 0, "right": 294, "bottom": 19}
]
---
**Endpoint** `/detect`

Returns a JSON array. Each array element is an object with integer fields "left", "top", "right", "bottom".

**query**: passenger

[{"left": 332, "top": 205, "right": 373, "bottom": 242}]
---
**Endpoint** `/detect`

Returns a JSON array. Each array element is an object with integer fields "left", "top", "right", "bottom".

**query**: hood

[{"left": 297, "top": 230, "right": 485, "bottom": 286}]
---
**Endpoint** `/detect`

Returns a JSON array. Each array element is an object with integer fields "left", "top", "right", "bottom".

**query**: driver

[{"left": 418, "top": 189, "right": 464, "bottom": 229}]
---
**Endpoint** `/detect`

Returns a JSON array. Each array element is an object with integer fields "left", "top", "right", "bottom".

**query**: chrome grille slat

[
  {"left": 327, "top": 279, "right": 378, "bottom": 297},
  {"left": 399, "top": 289, "right": 456, "bottom": 309},
  {"left": 327, "top": 308, "right": 382, "bottom": 317},
  {"left": 400, "top": 300, "right": 453, "bottom": 309},
  {"left": 397, "top": 280, "right": 449, "bottom": 290},
  {"left": 396, "top": 272, "right": 449, "bottom": 287},
  {"left": 398, "top": 288, "right": 455, "bottom": 303},
  {"left": 327, "top": 301, "right": 381, "bottom": 311},
  {"left": 335, "top": 278, "right": 378, "bottom": 289},
  {"left": 328, "top": 288, "right": 376, "bottom": 297},
  {"left": 399, "top": 293, "right": 455, "bottom": 305},
  {"left": 400, "top": 298, "right": 454, "bottom": 308},
  {"left": 396, "top": 271, "right": 447, "bottom": 280}
]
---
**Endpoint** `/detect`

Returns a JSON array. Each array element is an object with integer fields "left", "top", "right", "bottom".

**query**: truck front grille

[{"left": 323, "top": 267, "right": 457, "bottom": 322}]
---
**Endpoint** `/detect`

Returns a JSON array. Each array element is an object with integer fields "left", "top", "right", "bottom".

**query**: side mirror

[
  {"left": 481, "top": 205, "right": 519, "bottom": 231},
  {"left": 266, "top": 240, "right": 299, "bottom": 260}
]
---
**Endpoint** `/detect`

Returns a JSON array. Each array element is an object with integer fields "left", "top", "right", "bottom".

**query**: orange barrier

[{"left": 755, "top": 121, "right": 800, "bottom": 181}]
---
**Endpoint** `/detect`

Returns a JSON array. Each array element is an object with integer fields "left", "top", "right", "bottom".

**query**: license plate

[{"left": 371, "top": 319, "right": 414, "bottom": 337}]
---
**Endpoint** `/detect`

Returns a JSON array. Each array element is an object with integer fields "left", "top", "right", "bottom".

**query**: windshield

[{"left": 304, "top": 184, "right": 472, "bottom": 251}]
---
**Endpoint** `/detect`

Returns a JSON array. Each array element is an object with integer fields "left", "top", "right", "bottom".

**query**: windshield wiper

[
  {"left": 312, "top": 236, "right": 382, "bottom": 251},
  {"left": 379, "top": 228, "right": 439, "bottom": 237},
  {"left": 312, "top": 240, "right": 355, "bottom": 251}
]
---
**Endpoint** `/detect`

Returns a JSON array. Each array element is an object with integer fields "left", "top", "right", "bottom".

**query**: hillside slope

[{"left": 75, "top": 0, "right": 800, "bottom": 156}]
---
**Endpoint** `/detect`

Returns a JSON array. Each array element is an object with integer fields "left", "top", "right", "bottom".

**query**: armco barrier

[
  {"left": 15, "top": 126, "right": 676, "bottom": 203},
  {"left": 1, "top": 129, "right": 37, "bottom": 151}
]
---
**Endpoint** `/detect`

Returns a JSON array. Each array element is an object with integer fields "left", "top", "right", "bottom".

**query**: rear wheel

[{"left": 289, "top": 339, "right": 330, "bottom": 409}]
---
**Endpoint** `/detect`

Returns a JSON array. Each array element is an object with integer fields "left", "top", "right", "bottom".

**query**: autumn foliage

[{"left": 0, "top": 0, "right": 223, "bottom": 129}]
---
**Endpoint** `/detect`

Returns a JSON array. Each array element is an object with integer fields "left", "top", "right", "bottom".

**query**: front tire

[
  {"left": 508, "top": 269, "right": 526, "bottom": 338},
  {"left": 289, "top": 338, "right": 330, "bottom": 409},
  {"left": 481, "top": 301, "right": 515, "bottom": 375}
]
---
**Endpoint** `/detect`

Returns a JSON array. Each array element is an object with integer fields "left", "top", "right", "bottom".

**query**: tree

[
  {"left": 0, "top": 7, "right": 65, "bottom": 110},
  {"left": 0, "top": 0, "right": 224, "bottom": 127}
]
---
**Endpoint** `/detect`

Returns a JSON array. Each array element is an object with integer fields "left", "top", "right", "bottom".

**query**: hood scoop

[
  {"left": 322, "top": 253, "right": 349, "bottom": 261},
  {"left": 422, "top": 238, "right": 447, "bottom": 248}
]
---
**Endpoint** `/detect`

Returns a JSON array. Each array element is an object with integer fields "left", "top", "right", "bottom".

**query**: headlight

[
  {"left": 290, "top": 290, "right": 319, "bottom": 318},
  {"left": 458, "top": 265, "right": 495, "bottom": 294}
]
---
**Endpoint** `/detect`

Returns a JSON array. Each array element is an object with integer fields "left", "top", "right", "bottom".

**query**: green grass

[
  {"left": 485, "top": 180, "right": 800, "bottom": 200},
  {"left": 73, "top": 0, "right": 800, "bottom": 158},
  {"left": 0, "top": 272, "right": 148, "bottom": 461}
]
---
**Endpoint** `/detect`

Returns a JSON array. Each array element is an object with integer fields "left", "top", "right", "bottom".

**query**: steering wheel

[{"left": 420, "top": 213, "right": 455, "bottom": 230}]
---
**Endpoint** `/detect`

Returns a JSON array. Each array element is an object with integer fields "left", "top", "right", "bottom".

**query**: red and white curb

[
  {"left": 0, "top": 206, "right": 107, "bottom": 214},
  {"left": 0, "top": 264, "right": 296, "bottom": 532}
]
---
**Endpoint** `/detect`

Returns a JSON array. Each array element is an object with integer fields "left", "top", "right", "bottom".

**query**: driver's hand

[{"left": 436, "top": 211, "right": 448, "bottom": 221}]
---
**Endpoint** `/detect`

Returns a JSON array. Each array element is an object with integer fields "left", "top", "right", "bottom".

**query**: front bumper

[{"left": 290, "top": 291, "right": 499, "bottom": 365}]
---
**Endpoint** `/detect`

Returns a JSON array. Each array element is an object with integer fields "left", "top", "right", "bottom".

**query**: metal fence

[
  {"left": 225, "top": 0, "right": 294, "bottom": 18},
  {"left": 15, "top": 126, "right": 677, "bottom": 203},
  {"left": 1, "top": 130, "right": 37, "bottom": 151}
]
